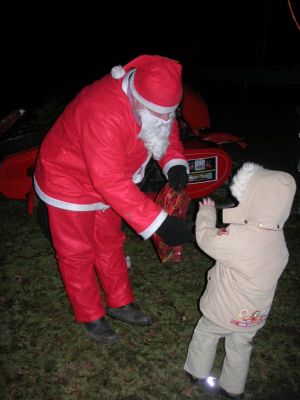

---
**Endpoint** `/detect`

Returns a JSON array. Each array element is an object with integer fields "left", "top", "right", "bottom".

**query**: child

[{"left": 184, "top": 162, "right": 296, "bottom": 399}]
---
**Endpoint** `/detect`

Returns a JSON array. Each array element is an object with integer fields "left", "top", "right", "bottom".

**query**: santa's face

[{"left": 137, "top": 108, "right": 175, "bottom": 160}]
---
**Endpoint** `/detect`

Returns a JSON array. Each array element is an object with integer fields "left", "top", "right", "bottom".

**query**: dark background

[
  {"left": 1, "top": 1, "right": 300, "bottom": 181},
  {"left": 1, "top": 1, "right": 299, "bottom": 110}
]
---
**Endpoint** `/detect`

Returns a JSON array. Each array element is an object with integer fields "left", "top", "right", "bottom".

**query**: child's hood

[{"left": 223, "top": 162, "right": 296, "bottom": 230}]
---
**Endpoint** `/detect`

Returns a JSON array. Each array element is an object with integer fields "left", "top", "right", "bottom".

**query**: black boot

[
  {"left": 218, "top": 386, "right": 244, "bottom": 399},
  {"left": 84, "top": 317, "right": 118, "bottom": 345},
  {"left": 106, "top": 303, "right": 153, "bottom": 326}
]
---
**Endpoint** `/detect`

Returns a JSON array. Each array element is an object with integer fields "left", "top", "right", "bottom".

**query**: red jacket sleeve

[{"left": 79, "top": 103, "right": 167, "bottom": 239}]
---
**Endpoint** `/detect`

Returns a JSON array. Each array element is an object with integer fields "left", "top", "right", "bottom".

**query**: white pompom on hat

[
  {"left": 111, "top": 55, "right": 182, "bottom": 113},
  {"left": 111, "top": 65, "right": 126, "bottom": 79}
]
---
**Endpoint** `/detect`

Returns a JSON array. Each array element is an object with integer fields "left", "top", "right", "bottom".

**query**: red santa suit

[{"left": 34, "top": 55, "right": 188, "bottom": 322}]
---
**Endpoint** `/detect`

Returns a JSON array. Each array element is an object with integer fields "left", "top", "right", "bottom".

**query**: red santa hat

[{"left": 111, "top": 55, "right": 182, "bottom": 113}]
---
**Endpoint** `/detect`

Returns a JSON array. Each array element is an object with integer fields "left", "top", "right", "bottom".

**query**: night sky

[{"left": 1, "top": 1, "right": 300, "bottom": 112}]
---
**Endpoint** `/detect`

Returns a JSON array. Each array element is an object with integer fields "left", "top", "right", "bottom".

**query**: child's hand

[{"left": 199, "top": 197, "right": 215, "bottom": 208}]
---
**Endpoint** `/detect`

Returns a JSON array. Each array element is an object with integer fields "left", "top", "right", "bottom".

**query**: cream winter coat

[{"left": 196, "top": 163, "right": 296, "bottom": 331}]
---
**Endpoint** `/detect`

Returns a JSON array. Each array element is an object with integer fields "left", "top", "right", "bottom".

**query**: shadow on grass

[{"left": 1, "top": 196, "right": 299, "bottom": 399}]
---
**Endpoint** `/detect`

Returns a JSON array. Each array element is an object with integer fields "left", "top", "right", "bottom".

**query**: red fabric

[
  {"left": 181, "top": 88, "right": 211, "bottom": 130},
  {"left": 152, "top": 184, "right": 191, "bottom": 263},
  {"left": 34, "top": 74, "right": 186, "bottom": 236},
  {"left": 47, "top": 205, "right": 134, "bottom": 322},
  {"left": 122, "top": 55, "right": 182, "bottom": 107}
]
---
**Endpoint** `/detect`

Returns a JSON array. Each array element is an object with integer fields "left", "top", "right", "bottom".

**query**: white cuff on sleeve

[
  {"left": 139, "top": 210, "right": 168, "bottom": 240},
  {"left": 163, "top": 159, "right": 190, "bottom": 179}
]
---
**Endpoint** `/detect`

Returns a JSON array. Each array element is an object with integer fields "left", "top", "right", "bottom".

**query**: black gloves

[
  {"left": 155, "top": 215, "right": 194, "bottom": 246},
  {"left": 168, "top": 165, "right": 189, "bottom": 192}
]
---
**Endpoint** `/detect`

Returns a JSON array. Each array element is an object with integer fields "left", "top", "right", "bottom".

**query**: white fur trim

[
  {"left": 230, "top": 162, "right": 263, "bottom": 201},
  {"left": 162, "top": 159, "right": 190, "bottom": 179},
  {"left": 139, "top": 210, "right": 168, "bottom": 240},
  {"left": 111, "top": 65, "right": 126, "bottom": 79},
  {"left": 34, "top": 177, "right": 110, "bottom": 211}
]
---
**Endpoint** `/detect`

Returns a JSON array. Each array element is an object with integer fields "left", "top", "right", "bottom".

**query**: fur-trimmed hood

[{"left": 223, "top": 162, "right": 296, "bottom": 230}]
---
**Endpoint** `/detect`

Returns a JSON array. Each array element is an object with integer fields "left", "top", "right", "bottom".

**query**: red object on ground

[
  {"left": 151, "top": 183, "right": 191, "bottom": 263},
  {"left": 0, "top": 147, "right": 38, "bottom": 200}
]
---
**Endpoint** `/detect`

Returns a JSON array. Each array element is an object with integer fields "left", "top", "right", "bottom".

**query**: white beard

[{"left": 138, "top": 109, "right": 174, "bottom": 160}]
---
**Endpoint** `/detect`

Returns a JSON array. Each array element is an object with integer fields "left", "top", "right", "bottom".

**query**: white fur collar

[{"left": 230, "top": 162, "right": 263, "bottom": 201}]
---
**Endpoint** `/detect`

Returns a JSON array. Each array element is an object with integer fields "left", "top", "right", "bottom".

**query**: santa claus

[{"left": 34, "top": 55, "right": 192, "bottom": 344}]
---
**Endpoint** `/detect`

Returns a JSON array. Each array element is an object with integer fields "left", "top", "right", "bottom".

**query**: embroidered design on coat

[
  {"left": 217, "top": 227, "right": 229, "bottom": 236},
  {"left": 231, "top": 309, "right": 268, "bottom": 327}
]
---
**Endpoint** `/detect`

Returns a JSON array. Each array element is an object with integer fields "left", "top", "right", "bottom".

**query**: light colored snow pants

[{"left": 184, "top": 316, "right": 257, "bottom": 395}]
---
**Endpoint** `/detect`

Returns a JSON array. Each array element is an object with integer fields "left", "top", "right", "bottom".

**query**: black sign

[{"left": 188, "top": 156, "right": 217, "bottom": 183}]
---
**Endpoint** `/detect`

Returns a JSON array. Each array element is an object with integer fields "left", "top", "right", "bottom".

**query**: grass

[{"left": 1, "top": 196, "right": 299, "bottom": 400}]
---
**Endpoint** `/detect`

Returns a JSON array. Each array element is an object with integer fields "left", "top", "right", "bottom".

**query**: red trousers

[{"left": 47, "top": 205, "right": 134, "bottom": 322}]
